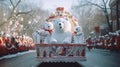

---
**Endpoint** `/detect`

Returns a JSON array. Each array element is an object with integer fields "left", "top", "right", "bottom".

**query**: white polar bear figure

[
  {"left": 33, "top": 29, "right": 49, "bottom": 44},
  {"left": 71, "top": 26, "right": 85, "bottom": 56},
  {"left": 41, "top": 22, "right": 54, "bottom": 57},
  {"left": 49, "top": 18, "right": 72, "bottom": 55},
  {"left": 33, "top": 29, "right": 49, "bottom": 57},
  {"left": 43, "top": 22, "right": 54, "bottom": 44},
  {"left": 50, "top": 18, "right": 72, "bottom": 44},
  {"left": 32, "top": 30, "right": 41, "bottom": 44},
  {"left": 73, "top": 26, "right": 84, "bottom": 44}
]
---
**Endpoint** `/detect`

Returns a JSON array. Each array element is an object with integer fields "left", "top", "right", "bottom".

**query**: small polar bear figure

[
  {"left": 43, "top": 22, "right": 54, "bottom": 44},
  {"left": 32, "top": 30, "right": 41, "bottom": 44},
  {"left": 73, "top": 26, "right": 84, "bottom": 44},
  {"left": 33, "top": 29, "right": 50, "bottom": 57},
  {"left": 33, "top": 29, "right": 48, "bottom": 44},
  {"left": 32, "top": 29, "right": 47, "bottom": 57},
  {"left": 50, "top": 18, "right": 72, "bottom": 44},
  {"left": 70, "top": 26, "right": 85, "bottom": 56},
  {"left": 35, "top": 22, "right": 54, "bottom": 57},
  {"left": 42, "top": 22, "right": 54, "bottom": 57}
]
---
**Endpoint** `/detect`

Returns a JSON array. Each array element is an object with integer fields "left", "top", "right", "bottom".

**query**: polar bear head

[
  {"left": 74, "top": 26, "right": 83, "bottom": 35},
  {"left": 43, "top": 22, "right": 54, "bottom": 30},
  {"left": 52, "top": 18, "right": 71, "bottom": 33},
  {"left": 43, "top": 22, "right": 54, "bottom": 34}
]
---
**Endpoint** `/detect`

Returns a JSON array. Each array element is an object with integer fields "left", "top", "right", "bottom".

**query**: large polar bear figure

[{"left": 50, "top": 18, "right": 72, "bottom": 44}]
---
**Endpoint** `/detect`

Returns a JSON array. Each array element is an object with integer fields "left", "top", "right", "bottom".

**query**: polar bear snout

[{"left": 60, "top": 27, "right": 62, "bottom": 29}]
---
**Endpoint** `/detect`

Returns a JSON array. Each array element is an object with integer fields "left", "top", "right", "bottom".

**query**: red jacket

[
  {"left": 110, "top": 35, "right": 116, "bottom": 43},
  {"left": 100, "top": 38, "right": 105, "bottom": 46},
  {"left": 86, "top": 38, "right": 93, "bottom": 45},
  {"left": 116, "top": 35, "right": 120, "bottom": 46},
  {"left": 0, "top": 37, "right": 3, "bottom": 46}
]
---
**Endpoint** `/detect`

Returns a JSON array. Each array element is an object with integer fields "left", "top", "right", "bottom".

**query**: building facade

[{"left": 109, "top": 0, "right": 120, "bottom": 31}]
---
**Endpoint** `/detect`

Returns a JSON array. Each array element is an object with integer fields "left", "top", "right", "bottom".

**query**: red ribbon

[
  {"left": 73, "top": 31, "right": 77, "bottom": 35},
  {"left": 45, "top": 29, "right": 53, "bottom": 34}
]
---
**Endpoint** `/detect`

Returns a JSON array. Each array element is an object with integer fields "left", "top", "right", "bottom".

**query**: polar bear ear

[
  {"left": 52, "top": 19, "right": 58, "bottom": 23},
  {"left": 42, "top": 22, "right": 48, "bottom": 29},
  {"left": 52, "top": 19, "right": 55, "bottom": 22},
  {"left": 64, "top": 17, "right": 68, "bottom": 21},
  {"left": 48, "top": 22, "right": 54, "bottom": 29},
  {"left": 78, "top": 26, "right": 83, "bottom": 32}
]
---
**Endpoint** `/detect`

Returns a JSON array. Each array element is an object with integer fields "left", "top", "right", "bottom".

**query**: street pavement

[
  {"left": 79, "top": 49, "right": 120, "bottom": 67},
  {"left": 0, "top": 49, "right": 120, "bottom": 67}
]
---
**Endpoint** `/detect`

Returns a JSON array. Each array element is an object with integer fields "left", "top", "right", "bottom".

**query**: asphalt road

[
  {"left": 79, "top": 49, "right": 120, "bottom": 67},
  {"left": 0, "top": 49, "right": 120, "bottom": 67}
]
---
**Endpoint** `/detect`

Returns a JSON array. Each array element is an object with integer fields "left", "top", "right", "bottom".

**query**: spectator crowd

[
  {"left": 86, "top": 30, "right": 120, "bottom": 51},
  {"left": 0, "top": 31, "right": 34, "bottom": 57}
]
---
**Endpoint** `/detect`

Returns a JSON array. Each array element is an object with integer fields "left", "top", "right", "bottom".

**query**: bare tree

[
  {"left": 0, "top": 0, "right": 32, "bottom": 27},
  {"left": 0, "top": 0, "right": 50, "bottom": 37},
  {"left": 74, "top": 0, "right": 112, "bottom": 32},
  {"left": 116, "top": 0, "right": 120, "bottom": 30},
  {"left": 71, "top": 0, "right": 108, "bottom": 38}
]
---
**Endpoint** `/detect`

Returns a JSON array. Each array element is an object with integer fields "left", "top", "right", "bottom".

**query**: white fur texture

[
  {"left": 33, "top": 29, "right": 48, "bottom": 44},
  {"left": 43, "top": 22, "right": 54, "bottom": 30},
  {"left": 50, "top": 18, "right": 72, "bottom": 44},
  {"left": 70, "top": 26, "right": 85, "bottom": 56},
  {"left": 39, "top": 22, "right": 54, "bottom": 57},
  {"left": 43, "top": 22, "right": 54, "bottom": 44},
  {"left": 32, "top": 31, "right": 41, "bottom": 44},
  {"left": 73, "top": 26, "right": 84, "bottom": 44},
  {"left": 33, "top": 29, "right": 49, "bottom": 57}
]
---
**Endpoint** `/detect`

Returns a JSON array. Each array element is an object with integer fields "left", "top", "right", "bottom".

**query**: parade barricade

[{"left": 36, "top": 44, "right": 86, "bottom": 62}]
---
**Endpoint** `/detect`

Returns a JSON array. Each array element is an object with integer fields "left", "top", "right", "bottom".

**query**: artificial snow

[{"left": 0, "top": 50, "right": 35, "bottom": 60}]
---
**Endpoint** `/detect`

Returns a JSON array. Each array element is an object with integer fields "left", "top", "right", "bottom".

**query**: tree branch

[
  {"left": 8, "top": 0, "right": 22, "bottom": 20},
  {"left": 0, "top": 21, "right": 7, "bottom": 27},
  {"left": 78, "top": 3, "right": 90, "bottom": 7},
  {"left": 16, "top": 10, "right": 32, "bottom": 16},
  {"left": 86, "top": 1, "right": 104, "bottom": 9},
  {"left": 102, "top": 0, "right": 107, "bottom": 7},
  {"left": 105, "top": 0, "right": 109, "bottom": 4},
  {"left": 105, "top": 8, "right": 120, "bottom": 11},
  {"left": 15, "top": 0, "right": 21, "bottom": 8},
  {"left": 8, "top": 0, "right": 21, "bottom": 22},
  {"left": 0, "top": 0, "right": 30, "bottom": 27},
  {"left": 10, "top": 0, "right": 15, "bottom": 7}
]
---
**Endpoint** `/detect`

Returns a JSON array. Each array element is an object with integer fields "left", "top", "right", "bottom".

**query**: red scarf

[
  {"left": 45, "top": 29, "right": 53, "bottom": 34},
  {"left": 71, "top": 31, "right": 77, "bottom": 43},
  {"left": 73, "top": 31, "right": 77, "bottom": 35}
]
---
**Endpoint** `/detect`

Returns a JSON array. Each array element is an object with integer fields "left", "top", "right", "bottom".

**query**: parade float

[{"left": 33, "top": 7, "right": 86, "bottom": 62}]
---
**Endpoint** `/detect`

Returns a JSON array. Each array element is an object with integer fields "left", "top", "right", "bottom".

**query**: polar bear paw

[
  {"left": 62, "top": 37, "right": 71, "bottom": 44},
  {"left": 50, "top": 38, "right": 58, "bottom": 44}
]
